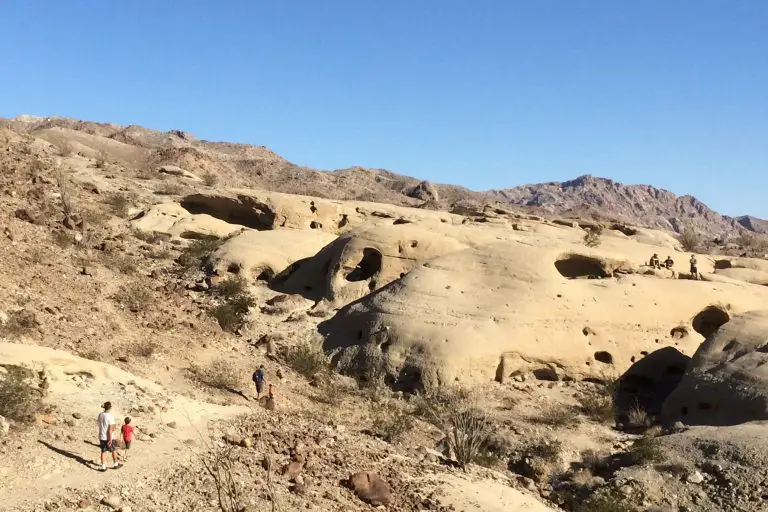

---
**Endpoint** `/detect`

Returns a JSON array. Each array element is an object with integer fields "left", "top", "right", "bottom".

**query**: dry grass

[
  {"left": 540, "top": 404, "right": 580, "bottom": 427},
  {"left": 578, "top": 379, "right": 616, "bottom": 423},
  {"left": 203, "top": 171, "right": 218, "bottom": 187},
  {"left": 369, "top": 399, "right": 415, "bottom": 443},
  {"left": 105, "top": 193, "right": 130, "bottom": 217},
  {"left": 126, "top": 339, "right": 159, "bottom": 358},
  {"left": 154, "top": 183, "right": 186, "bottom": 196},
  {"left": 628, "top": 435, "right": 664, "bottom": 465},
  {"left": 190, "top": 359, "right": 240, "bottom": 390},
  {"left": 178, "top": 238, "right": 222, "bottom": 271},
  {"left": 51, "top": 229, "right": 73, "bottom": 248},
  {"left": 95, "top": 150, "right": 109, "bottom": 169},
  {"left": 213, "top": 276, "right": 248, "bottom": 300}
]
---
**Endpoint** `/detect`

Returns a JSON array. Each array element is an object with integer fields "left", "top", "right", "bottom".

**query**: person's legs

[{"left": 99, "top": 440, "right": 108, "bottom": 470}]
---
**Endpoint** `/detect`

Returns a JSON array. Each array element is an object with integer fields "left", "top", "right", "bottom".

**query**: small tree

[
  {"left": 678, "top": 224, "right": 702, "bottom": 252},
  {"left": 583, "top": 227, "right": 602, "bottom": 248}
]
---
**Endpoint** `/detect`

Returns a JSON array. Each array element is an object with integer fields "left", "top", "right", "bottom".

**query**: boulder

[
  {"left": 407, "top": 180, "right": 439, "bottom": 203},
  {"left": 0, "top": 415, "right": 9, "bottom": 436},
  {"left": 157, "top": 165, "right": 201, "bottom": 181},
  {"left": 661, "top": 309, "right": 768, "bottom": 426},
  {"left": 349, "top": 471, "right": 392, "bottom": 506}
]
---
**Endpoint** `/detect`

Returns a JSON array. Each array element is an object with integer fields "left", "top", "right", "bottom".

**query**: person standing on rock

[
  {"left": 649, "top": 253, "right": 660, "bottom": 269},
  {"left": 690, "top": 254, "right": 699, "bottom": 280},
  {"left": 252, "top": 365, "right": 266, "bottom": 398},
  {"left": 97, "top": 402, "right": 121, "bottom": 471},
  {"left": 664, "top": 256, "right": 674, "bottom": 269}
]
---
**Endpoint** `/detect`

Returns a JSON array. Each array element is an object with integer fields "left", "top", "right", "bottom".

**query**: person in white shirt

[{"left": 97, "top": 401, "right": 121, "bottom": 471}]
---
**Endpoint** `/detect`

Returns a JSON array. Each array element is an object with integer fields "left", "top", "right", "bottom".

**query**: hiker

[
  {"left": 690, "top": 254, "right": 699, "bottom": 279},
  {"left": 97, "top": 402, "right": 121, "bottom": 471},
  {"left": 252, "top": 365, "right": 266, "bottom": 398},
  {"left": 649, "top": 253, "right": 660, "bottom": 269},
  {"left": 121, "top": 417, "right": 134, "bottom": 461},
  {"left": 664, "top": 256, "right": 674, "bottom": 269}
]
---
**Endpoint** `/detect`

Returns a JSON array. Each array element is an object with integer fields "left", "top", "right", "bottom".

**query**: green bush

[
  {"left": 208, "top": 293, "right": 255, "bottom": 333},
  {"left": 178, "top": 238, "right": 222, "bottom": 270},
  {"left": 284, "top": 342, "right": 330, "bottom": 381},
  {"left": 629, "top": 435, "right": 664, "bottom": 465},
  {"left": 213, "top": 276, "right": 248, "bottom": 300}
]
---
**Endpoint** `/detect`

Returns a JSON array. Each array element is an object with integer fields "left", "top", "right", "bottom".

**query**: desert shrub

[
  {"left": 51, "top": 229, "right": 73, "bottom": 248},
  {"left": 129, "top": 339, "right": 158, "bottom": 358},
  {"left": 208, "top": 293, "right": 255, "bottom": 333},
  {"left": 678, "top": 224, "right": 702, "bottom": 252},
  {"left": 203, "top": 171, "right": 218, "bottom": 187},
  {"left": 58, "top": 141, "right": 74, "bottom": 157},
  {"left": 133, "top": 229, "right": 167, "bottom": 245},
  {"left": 446, "top": 406, "right": 492, "bottom": 468},
  {"left": 111, "top": 285, "right": 152, "bottom": 313},
  {"left": 0, "top": 365, "right": 39, "bottom": 423},
  {"left": 540, "top": 404, "right": 580, "bottom": 427},
  {"left": 56, "top": 167, "right": 76, "bottom": 219},
  {"left": 95, "top": 150, "right": 109, "bottom": 169},
  {"left": 178, "top": 237, "right": 222, "bottom": 270},
  {"left": 576, "top": 491, "right": 634, "bottom": 512},
  {"left": 578, "top": 379, "right": 616, "bottom": 423},
  {"left": 369, "top": 399, "right": 414, "bottom": 443},
  {"left": 0, "top": 310, "right": 39, "bottom": 337},
  {"left": 626, "top": 404, "right": 653, "bottom": 431},
  {"left": 628, "top": 435, "right": 664, "bottom": 465},
  {"left": 583, "top": 227, "right": 602, "bottom": 248},
  {"left": 284, "top": 342, "right": 330, "bottom": 381},
  {"left": 26, "top": 247, "right": 45, "bottom": 265},
  {"left": 154, "top": 183, "right": 185, "bottom": 196},
  {"left": 523, "top": 438, "right": 564, "bottom": 463},
  {"left": 105, "top": 193, "right": 130, "bottom": 217},
  {"left": 213, "top": 276, "right": 248, "bottom": 300},
  {"left": 78, "top": 347, "right": 103, "bottom": 361},
  {"left": 190, "top": 359, "right": 239, "bottom": 390}
]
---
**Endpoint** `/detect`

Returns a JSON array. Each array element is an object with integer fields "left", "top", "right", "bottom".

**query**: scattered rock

[
  {"left": 349, "top": 471, "right": 392, "bottom": 506},
  {"left": 0, "top": 415, "right": 10, "bottom": 436},
  {"left": 100, "top": 495, "right": 121, "bottom": 509},
  {"left": 686, "top": 471, "right": 705, "bottom": 484}
]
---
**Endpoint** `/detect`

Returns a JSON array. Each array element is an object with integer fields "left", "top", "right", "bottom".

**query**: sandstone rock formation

[
  {"left": 319, "top": 237, "right": 768, "bottom": 390},
  {"left": 661, "top": 309, "right": 768, "bottom": 426}
]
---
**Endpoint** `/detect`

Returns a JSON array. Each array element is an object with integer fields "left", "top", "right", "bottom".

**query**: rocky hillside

[
  {"left": 493, "top": 174, "right": 752, "bottom": 237},
  {"left": 2, "top": 116, "right": 763, "bottom": 239}
]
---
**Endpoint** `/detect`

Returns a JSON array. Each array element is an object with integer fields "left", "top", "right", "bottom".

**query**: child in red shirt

[{"left": 120, "top": 417, "right": 134, "bottom": 460}]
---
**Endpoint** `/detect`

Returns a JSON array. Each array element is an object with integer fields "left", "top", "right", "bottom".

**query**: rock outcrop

[{"left": 661, "top": 309, "right": 768, "bottom": 426}]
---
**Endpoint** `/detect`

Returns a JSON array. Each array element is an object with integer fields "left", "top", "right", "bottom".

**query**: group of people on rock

[{"left": 649, "top": 253, "right": 699, "bottom": 278}]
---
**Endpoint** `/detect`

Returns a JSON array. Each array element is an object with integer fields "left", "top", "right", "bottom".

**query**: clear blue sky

[{"left": 1, "top": 2, "right": 766, "bottom": 216}]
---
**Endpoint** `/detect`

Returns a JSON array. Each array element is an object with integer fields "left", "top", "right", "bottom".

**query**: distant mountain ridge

[
  {"left": 2, "top": 115, "right": 763, "bottom": 237},
  {"left": 491, "top": 174, "right": 756, "bottom": 237}
]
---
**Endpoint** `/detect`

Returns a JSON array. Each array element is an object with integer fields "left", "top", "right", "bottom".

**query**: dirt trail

[{"left": 0, "top": 343, "right": 247, "bottom": 509}]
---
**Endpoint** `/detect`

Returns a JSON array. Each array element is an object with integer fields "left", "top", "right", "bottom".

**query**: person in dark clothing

[
  {"left": 649, "top": 253, "right": 660, "bottom": 269},
  {"left": 689, "top": 255, "right": 699, "bottom": 279},
  {"left": 252, "top": 365, "right": 265, "bottom": 398},
  {"left": 664, "top": 256, "right": 674, "bottom": 269}
]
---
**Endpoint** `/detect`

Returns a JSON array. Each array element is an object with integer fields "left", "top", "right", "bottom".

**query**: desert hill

[
  {"left": 1, "top": 115, "right": 768, "bottom": 511},
  {"left": 3, "top": 115, "right": 764, "bottom": 239}
]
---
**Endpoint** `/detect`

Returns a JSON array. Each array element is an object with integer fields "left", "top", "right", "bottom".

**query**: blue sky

[{"left": 1, "top": 1, "right": 766, "bottom": 216}]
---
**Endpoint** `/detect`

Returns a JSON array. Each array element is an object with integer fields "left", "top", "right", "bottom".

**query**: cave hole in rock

[
  {"left": 670, "top": 326, "right": 689, "bottom": 339},
  {"left": 256, "top": 268, "right": 275, "bottom": 282},
  {"left": 692, "top": 305, "right": 730, "bottom": 338},
  {"left": 345, "top": 248, "right": 383, "bottom": 282},
  {"left": 714, "top": 259, "right": 733, "bottom": 270},
  {"left": 554, "top": 254, "right": 609, "bottom": 279},
  {"left": 309, "top": 201, "right": 317, "bottom": 214},
  {"left": 337, "top": 214, "right": 349, "bottom": 229},
  {"left": 610, "top": 224, "right": 638, "bottom": 236},
  {"left": 310, "top": 221, "right": 322, "bottom": 230},
  {"left": 180, "top": 195, "right": 275, "bottom": 230},
  {"left": 594, "top": 351, "right": 614, "bottom": 364},
  {"left": 227, "top": 263, "right": 241, "bottom": 274}
]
